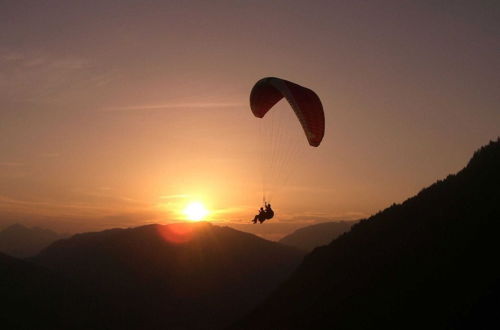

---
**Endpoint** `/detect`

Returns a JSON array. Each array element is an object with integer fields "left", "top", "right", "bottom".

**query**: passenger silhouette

[
  {"left": 252, "top": 207, "right": 266, "bottom": 224},
  {"left": 264, "top": 203, "right": 274, "bottom": 220}
]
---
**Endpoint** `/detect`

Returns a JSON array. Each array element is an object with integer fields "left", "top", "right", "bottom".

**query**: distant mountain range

[
  {"left": 29, "top": 222, "right": 303, "bottom": 329},
  {"left": 235, "top": 139, "right": 500, "bottom": 329},
  {"left": 0, "top": 223, "right": 65, "bottom": 258},
  {"left": 279, "top": 220, "right": 358, "bottom": 252}
]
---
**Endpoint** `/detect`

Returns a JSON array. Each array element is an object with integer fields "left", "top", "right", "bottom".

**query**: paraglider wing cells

[{"left": 250, "top": 77, "right": 325, "bottom": 147}]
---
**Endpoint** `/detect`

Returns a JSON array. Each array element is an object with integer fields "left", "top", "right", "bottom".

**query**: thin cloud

[
  {"left": 103, "top": 102, "right": 245, "bottom": 112},
  {"left": 41, "top": 152, "right": 60, "bottom": 158},
  {"left": 286, "top": 214, "right": 364, "bottom": 223},
  {"left": 0, "top": 194, "right": 103, "bottom": 210},
  {"left": 0, "top": 162, "right": 23, "bottom": 167},
  {"left": 0, "top": 195, "right": 47, "bottom": 206},
  {"left": 159, "top": 194, "right": 190, "bottom": 200},
  {"left": 0, "top": 48, "right": 112, "bottom": 102},
  {"left": 0, "top": 194, "right": 147, "bottom": 218},
  {"left": 70, "top": 188, "right": 150, "bottom": 206}
]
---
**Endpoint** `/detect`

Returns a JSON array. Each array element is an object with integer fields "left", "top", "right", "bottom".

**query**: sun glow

[{"left": 183, "top": 202, "right": 209, "bottom": 221}]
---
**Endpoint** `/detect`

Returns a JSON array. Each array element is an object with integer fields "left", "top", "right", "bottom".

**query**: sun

[{"left": 183, "top": 202, "right": 209, "bottom": 221}]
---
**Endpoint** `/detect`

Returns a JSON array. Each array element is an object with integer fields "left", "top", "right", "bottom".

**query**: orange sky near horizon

[{"left": 0, "top": 1, "right": 498, "bottom": 239}]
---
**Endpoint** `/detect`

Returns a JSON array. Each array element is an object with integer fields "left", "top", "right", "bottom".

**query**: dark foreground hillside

[
  {"left": 33, "top": 222, "right": 303, "bottom": 329},
  {"left": 279, "top": 221, "right": 358, "bottom": 252},
  {"left": 0, "top": 252, "right": 101, "bottom": 330},
  {"left": 236, "top": 139, "right": 500, "bottom": 329}
]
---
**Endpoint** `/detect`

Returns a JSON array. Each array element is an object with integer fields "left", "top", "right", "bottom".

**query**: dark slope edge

[
  {"left": 235, "top": 139, "right": 500, "bottom": 330},
  {"left": 0, "top": 252, "right": 101, "bottom": 330},
  {"left": 33, "top": 222, "right": 304, "bottom": 329},
  {"left": 279, "top": 221, "right": 358, "bottom": 252}
]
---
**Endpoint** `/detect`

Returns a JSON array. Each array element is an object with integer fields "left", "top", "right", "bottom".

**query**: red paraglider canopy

[{"left": 250, "top": 77, "right": 325, "bottom": 147}]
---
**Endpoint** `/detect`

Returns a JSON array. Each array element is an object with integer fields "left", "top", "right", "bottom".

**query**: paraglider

[
  {"left": 250, "top": 77, "right": 325, "bottom": 147},
  {"left": 252, "top": 203, "right": 274, "bottom": 224},
  {"left": 249, "top": 77, "right": 325, "bottom": 223}
]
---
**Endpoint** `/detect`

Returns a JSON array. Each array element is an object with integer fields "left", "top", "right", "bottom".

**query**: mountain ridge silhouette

[
  {"left": 0, "top": 223, "right": 65, "bottom": 258},
  {"left": 33, "top": 221, "right": 304, "bottom": 329}
]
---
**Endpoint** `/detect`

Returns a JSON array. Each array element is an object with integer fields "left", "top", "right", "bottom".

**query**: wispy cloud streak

[
  {"left": 103, "top": 102, "right": 245, "bottom": 112},
  {"left": 159, "top": 194, "right": 190, "bottom": 200},
  {"left": 0, "top": 162, "right": 23, "bottom": 167}
]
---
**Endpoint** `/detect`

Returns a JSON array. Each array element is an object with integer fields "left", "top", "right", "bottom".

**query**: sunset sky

[{"left": 1, "top": 1, "right": 498, "bottom": 239}]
